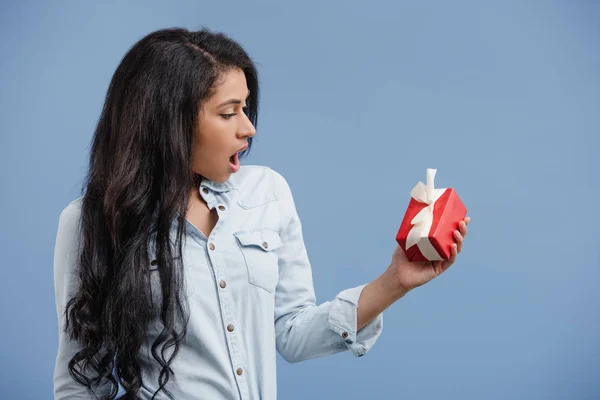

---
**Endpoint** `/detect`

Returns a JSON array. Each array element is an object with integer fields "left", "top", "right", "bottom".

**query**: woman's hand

[
  {"left": 387, "top": 217, "right": 470, "bottom": 293},
  {"left": 356, "top": 217, "right": 470, "bottom": 330}
]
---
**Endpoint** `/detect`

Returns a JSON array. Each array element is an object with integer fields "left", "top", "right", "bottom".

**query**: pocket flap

[{"left": 234, "top": 229, "right": 283, "bottom": 251}]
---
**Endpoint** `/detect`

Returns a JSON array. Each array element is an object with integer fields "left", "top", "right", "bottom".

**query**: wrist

[
  {"left": 378, "top": 266, "right": 410, "bottom": 301},
  {"left": 382, "top": 264, "right": 411, "bottom": 298},
  {"left": 357, "top": 272, "right": 408, "bottom": 331}
]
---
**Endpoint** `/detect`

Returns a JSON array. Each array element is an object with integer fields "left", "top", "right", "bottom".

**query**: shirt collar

[{"left": 200, "top": 176, "right": 235, "bottom": 193}]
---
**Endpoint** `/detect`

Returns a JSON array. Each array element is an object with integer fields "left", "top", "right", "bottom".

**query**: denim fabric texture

[{"left": 53, "top": 165, "right": 383, "bottom": 399}]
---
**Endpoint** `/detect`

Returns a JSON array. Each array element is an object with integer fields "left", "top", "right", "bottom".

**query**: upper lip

[{"left": 235, "top": 144, "right": 248, "bottom": 155}]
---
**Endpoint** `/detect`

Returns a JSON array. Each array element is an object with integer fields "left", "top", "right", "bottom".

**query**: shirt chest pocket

[{"left": 233, "top": 229, "right": 283, "bottom": 293}]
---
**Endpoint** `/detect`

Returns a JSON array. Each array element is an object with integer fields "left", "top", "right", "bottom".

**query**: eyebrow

[{"left": 216, "top": 90, "right": 251, "bottom": 108}]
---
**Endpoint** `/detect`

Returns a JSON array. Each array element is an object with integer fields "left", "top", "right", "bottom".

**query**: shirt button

[
  {"left": 202, "top": 187, "right": 209, "bottom": 194},
  {"left": 208, "top": 243, "right": 215, "bottom": 251},
  {"left": 218, "top": 205, "right": 226, "bottom": 211},
  {"left": 236, "top": 368, "right": 243, "bottom": 376},
  {"left": 219, "top": 280, "right": 227, "bottom": 289},
  {"left": 150, "top": 259, "right": 158, "bottom": 266},
  {"left": 227, "top": 324, "right": 234, "bottom": 332},
  {"left": 262, "top": 241, "right": 268, "bottom": 249},
  {"left": 342, "top": 331, "right": 349, "bottom": 339}
]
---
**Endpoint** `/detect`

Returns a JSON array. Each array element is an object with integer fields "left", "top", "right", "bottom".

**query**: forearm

[{"left": 357, "top": 267, "right": 408, "bottom": 331}]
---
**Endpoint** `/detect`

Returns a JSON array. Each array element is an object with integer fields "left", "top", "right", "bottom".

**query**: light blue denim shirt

[{"left": 53, "top": 165, "right": 383, "bottom": 399}]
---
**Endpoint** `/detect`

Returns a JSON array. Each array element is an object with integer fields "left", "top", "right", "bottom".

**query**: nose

[{"left": 238, "top": 113, "right": 256, "bottom": 139}]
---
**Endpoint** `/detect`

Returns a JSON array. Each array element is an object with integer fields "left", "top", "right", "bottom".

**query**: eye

[{"left": 220, "top": 113, "right": 236, "bottom": 119}]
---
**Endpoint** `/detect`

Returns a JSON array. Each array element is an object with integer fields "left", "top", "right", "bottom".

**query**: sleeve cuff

[{"left": 327, "top": 284, "right": 383, "bottom": 357}]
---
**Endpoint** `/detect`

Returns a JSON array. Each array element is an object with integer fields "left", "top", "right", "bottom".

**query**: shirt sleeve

[
  {"left": 53, "top": 200, "right": 112, "bottom": 399},
  {"left": 270, "top": 169, "right": 383, "bottom": 363}
]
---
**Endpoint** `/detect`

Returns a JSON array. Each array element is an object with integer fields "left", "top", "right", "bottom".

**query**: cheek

[
  {"left": 192, "top": 116, "right": 233, "bottom": 163},
  {"left": 190, "top": 131, "right": 209, "bottom": 170},
  {"left": 190, "top": 133, "right": 225, "bottom": 171},
  {"left": 189, "top": 144, "right": 202, "bottom": 173}
]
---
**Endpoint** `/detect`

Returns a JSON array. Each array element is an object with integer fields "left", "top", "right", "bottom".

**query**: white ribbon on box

[{"left": 405, "top": 169, "right": 447, "bottom": 261}]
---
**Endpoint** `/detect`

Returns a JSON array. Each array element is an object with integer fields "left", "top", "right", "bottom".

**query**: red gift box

[{"left": 396, "top": 169, "right": 467, "bottom": 261}]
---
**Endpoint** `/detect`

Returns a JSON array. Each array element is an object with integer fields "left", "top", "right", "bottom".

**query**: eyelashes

[{"left": 220, "top": 107, "right": 249, "bottom": 120}]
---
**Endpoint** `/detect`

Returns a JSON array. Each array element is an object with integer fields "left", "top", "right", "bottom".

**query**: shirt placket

[{"left": 200, "top": 185, "right": 250, "bottom": 400}]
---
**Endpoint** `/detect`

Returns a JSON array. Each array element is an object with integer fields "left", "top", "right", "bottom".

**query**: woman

[{"left": 53, "top": 27, "right": 469, "bottom": 400}]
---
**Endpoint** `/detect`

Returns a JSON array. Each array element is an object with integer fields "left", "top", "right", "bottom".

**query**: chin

[
  {"left": 213, "top": 172, "right": 233, "bottom": 183},
  {"left": 198, "top": 167, "right": 234, "bottom": 184}
]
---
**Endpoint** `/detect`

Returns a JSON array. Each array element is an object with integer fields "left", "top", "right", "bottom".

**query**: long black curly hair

[{"left": 64, "top": 27, "right": 259, "bottom": 399}]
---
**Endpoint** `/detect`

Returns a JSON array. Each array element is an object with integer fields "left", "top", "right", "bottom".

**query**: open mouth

[
  {"left": 229, "top": 145, "right": 247, "bottom": 172},
  {"left": 229, "top": 151, "right": 240, "bottom": 171}
]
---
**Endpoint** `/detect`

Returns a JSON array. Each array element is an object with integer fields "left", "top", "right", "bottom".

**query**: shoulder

[
  {"left": 59, "top": 197, "right": 83, "bottom": 223},
  {"left": 56, "top": 198, "right": 83, "bottom": 237},
  {"left": 229, "top": 165, "right": 293, "bottom": 209},
  {"left": 54, "top": 198, "right": 84, "bottom": 280}
]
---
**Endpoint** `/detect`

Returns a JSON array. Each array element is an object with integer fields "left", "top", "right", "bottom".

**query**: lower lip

[{"left": 229, "top": 152, "right": 240, "bottom": 173}]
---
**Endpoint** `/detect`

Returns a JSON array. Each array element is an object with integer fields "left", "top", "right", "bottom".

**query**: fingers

[
  {"left": 432, "top": 260, "right": 444, "bottom": 276},
  {"left": 453, "top": 229, "right": 464, "bottom": 253},
  {"left": 431, "top": 243, "right": 458, "bottom": 276},
  {"left": 459, "top": 220, "right": 468, "bottom": 237},
  {"left": 442, "top": 244, "right": 457, "bottom": 273},
  {"left": 455, "top": 217, "right": 469, "bottom": 255}
]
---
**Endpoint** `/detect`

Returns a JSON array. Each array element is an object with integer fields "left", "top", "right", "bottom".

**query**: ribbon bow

[{"left": 405, "top": 169, "right": 447, "bottom": 260}]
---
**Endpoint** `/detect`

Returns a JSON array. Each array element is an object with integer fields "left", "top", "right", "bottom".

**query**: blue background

[{"left": 1, "top": 1, "right": 599, "bottom": 399}]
